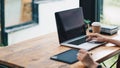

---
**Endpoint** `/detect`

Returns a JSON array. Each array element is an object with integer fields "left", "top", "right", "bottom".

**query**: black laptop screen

[
  {"left": 60, "top": 8, "right": 84, "bottom": 31},
  {"left": 55, "top": 8, "right": 86, "bottom": 43}
]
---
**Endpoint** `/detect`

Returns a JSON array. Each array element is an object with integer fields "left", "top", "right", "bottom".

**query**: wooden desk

[{"left": 0, "top": 32, "right": 120, "bottom": 68}]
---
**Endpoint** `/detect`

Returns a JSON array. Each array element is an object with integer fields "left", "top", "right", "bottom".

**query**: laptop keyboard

[{"left": 69, "top": 37, "right": 87, "bottom": 45}]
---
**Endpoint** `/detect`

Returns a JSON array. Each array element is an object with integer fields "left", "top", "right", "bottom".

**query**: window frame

[
  {"left": 1, "top": 0, "right": 39, "bottom": 46},
  {"left": 80, "top": 0, "right": 101, "bottom": 25},
  {"left": 4, "top": 0, "right": 39, "bottom": 33}
]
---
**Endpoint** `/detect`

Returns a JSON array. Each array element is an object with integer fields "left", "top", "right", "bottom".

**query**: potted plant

[{"left": 84, "top": 19, "right": 91, "bottom": 29}]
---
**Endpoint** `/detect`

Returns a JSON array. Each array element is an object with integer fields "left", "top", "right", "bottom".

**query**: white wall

[{"left": 8, "top": 0, "right": 79, "bottom": 45}]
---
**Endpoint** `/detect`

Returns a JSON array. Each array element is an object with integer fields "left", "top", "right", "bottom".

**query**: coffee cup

[{"left": 92, "top": 22, "right": 101, "bottom": 33}]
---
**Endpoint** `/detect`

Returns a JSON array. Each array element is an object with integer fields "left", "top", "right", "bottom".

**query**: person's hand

[
  {"left": 77, "top": 49, "right": 99, "bottom": 68},
  {"left": 86, "top": 33, "right": 108, "bottom": 42}
]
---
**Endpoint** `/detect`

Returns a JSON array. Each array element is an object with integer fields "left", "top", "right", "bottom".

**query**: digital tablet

[{"left": 50, "top": 49, "right": 79, "bottom": 64}]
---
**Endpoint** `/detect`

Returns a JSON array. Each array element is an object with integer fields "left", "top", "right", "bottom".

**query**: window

[
  {"left": 1, "top": 0, "right": 39, "bottom": 46},
  {"left": 5, "top": 0, "right": 32, "bottom": 27},
  {"left": 4, "top": 0, "right": 39, "bottom": 33},
  {"left": 100, "top": 0, "right": 120, "bottom": 26},
  {"left": 80, "top": 0, "right": 100, "bottom": 25}
]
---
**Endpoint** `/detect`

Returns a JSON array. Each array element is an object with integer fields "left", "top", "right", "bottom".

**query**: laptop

[{"left": 55, "top": 7, "right": 105, "bottom": 50}]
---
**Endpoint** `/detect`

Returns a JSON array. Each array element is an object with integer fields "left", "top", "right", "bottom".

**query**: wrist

[
  {"left": 87, "top": 62, "right": 99, "bottom": 68},
  {"left": 104, "top": 38, "right": 110, "bottom": 43}
]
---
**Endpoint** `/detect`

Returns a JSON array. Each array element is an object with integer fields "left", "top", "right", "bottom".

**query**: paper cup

[{"left": 92, "top": 22, "right": 101, "bottom": 33}]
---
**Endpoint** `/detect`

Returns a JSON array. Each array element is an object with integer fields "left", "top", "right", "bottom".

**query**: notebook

[{"left": 55, "top": 7, "right": 105, "bottom": 50}]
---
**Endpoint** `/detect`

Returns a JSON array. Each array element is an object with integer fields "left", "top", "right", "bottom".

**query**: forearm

[
  {"left": 87, "top": 62, "right": 99, "bottom": 68},
  {"left": 106, "top": 38, "right": 120, "bottom": 47},
  {"left": 86, "top": 63, "right": 104, "bottom": 68}
]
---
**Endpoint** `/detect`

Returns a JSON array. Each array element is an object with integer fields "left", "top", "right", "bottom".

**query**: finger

[
  {"left": 77, "top": 55, "right": 81, "bottom": 60},
  {"left": 79, "top": 49, "right": 88, "bottom": 54},
  {"left": 87, "top": 33, "right": 98, "bottom": 37},
  {"left": 86, "top": 36, "right": 92, "bottom": 41},
  {"left": 91, "top": 37, "right": 98, "bottom": 41},
  {"left": 88, "top": 52, "right": 93, "bottom": 55},
  {"left": 86, "top": 34, "right": 97, "bottom": 41},
  {"left": 77, "top": 53, "right": 82, "bottom": 60},
  {"left": 77, "top": 53, "right": 80, "bottom": 59}
]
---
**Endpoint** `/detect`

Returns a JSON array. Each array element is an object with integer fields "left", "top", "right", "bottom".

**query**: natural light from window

[{"left": 101, "top": 0, "right": 120, "bottom": 26}]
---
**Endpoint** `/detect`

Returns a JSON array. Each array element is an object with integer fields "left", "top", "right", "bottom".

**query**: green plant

[
  {"left": 84, "top": 19, "right": 91, "bottom": 28},
  {"left": 84, "top": 19, "right": 91, "bottom": 24}
]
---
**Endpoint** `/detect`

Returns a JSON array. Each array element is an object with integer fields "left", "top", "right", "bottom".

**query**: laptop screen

[{"left": 55, "top": 7, "right": 86, "bottom": 43}]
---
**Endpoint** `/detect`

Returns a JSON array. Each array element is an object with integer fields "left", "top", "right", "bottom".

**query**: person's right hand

[
  {"left": 86, "top": 33, "right": 108, "bottom": 43},
  {"left": 77, "top": 49, "right": 99, "bottom": 68}
]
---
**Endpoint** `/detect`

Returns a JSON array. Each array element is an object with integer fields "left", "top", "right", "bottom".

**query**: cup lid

[{"left": 92, "top": 22, "right": 101, "bottom": 26}]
